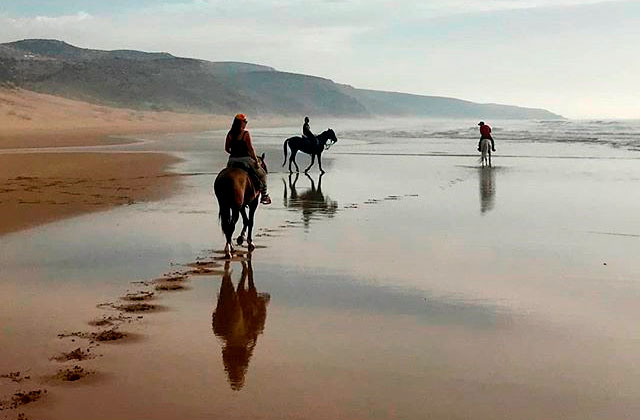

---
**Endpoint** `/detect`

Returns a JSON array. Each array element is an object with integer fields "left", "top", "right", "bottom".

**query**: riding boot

[
  {"left": 491, "top": 139, "right": 496, "bottom": 152},
  {"left": 260, "top": 186, "right": 271, "bottom": 205}
]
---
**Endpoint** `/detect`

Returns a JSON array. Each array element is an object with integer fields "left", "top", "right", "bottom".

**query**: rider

[
  {"left": 302, "top": 116, "right": 318, "bottom": 148},
  {"left": 477, "top": 121, "right": 496, "bottom": 152},
  {"left": 225, "top": 114, "right": 271, "bottom": 205}
]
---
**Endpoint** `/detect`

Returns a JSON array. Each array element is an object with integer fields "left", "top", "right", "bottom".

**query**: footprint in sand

[
  {"left": 0, "top": 389, "right": 47, "bottom": 410},
  {"left": 50, "top": 347, "right": 96, "bottom": 363},
  {"left": 88, "top": 314, "right": 133, "bottom": 327},
  {"left": 121, "top": 291, "right": 155, "bottom": 302},
  {"left": 0, "top": 372, "right": 30, "bottom": 384},
  {"left": 51, "top": 366, "right": 94, "bottom": 382},
  {"left": 115, "top": 302, "right": 162, "bottom": 313},
  {"left": 154, "top": 282, "right": 186, "bottom": 291}
]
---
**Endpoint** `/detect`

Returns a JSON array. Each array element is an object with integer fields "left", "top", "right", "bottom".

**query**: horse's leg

[
  {"left": 237, "top": 206, "right": 249, "bottom": 245},
  {"left": 304, "top": 154, "right": 316, "bottom": 173},
  {"left": 488, "top": 150, "right": 492, "bottom": 167},
  {"left": 290, "top": 150, "right": 300, "bottom": 173},
  {"left": 220, "top": 205, "right": 233, "bottom": 256},
  {"left": 246, "top": 198, "right": 259, "bottom": 252},
  {"left": 224, "top": 208, "right": 240, "bottom": 258},
  {"left": 318, "top": 153, "right": 325, "bottom": 174}
]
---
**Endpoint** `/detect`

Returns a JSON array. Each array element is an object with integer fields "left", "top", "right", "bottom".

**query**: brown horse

[{"left": 214, "top": 154, "right": 267, "bottom": 257}]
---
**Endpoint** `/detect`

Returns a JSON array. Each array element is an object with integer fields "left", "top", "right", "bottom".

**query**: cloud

[
  {"left": 33, "top": 11, "right": 92, "bottom": 24},
  {"left": 5, "top": 11, "right": 93, "bottom": 27}
]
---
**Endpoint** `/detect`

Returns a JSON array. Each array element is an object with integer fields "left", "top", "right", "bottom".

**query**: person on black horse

[{"left": 302, "top": 116, "right": 318, "bottom": 148}]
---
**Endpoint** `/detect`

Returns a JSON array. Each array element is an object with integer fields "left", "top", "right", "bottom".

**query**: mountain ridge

[{"left": 0, "top": 39, "right": 563, "bottom": 119}]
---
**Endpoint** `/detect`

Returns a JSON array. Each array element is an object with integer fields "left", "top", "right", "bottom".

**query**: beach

[
  {"left": 0, "top": 87, "right": 295, "bottom": 235},
  {"left": 2, "top": 118, "right": 640, "bottom": 419}
]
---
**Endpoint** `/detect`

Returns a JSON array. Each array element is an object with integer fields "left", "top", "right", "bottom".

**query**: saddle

[
  {"left": 229, "top": 161, "right": 263, "bottom": 189},
  {"left": 301, "top": 135, "right": 317, "bottom": 148}
]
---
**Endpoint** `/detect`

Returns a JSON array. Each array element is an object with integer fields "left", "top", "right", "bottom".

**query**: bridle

[{"left": 324, "top": 136, "right": 337, "bottom": 151}]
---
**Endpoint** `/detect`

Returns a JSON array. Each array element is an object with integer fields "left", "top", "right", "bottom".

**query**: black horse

[{"left": 282, "top": 129, "right": 338, "bottom": 174}]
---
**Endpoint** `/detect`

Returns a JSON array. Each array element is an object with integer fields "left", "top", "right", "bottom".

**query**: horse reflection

[
  {"left": 212, "top": 260, "right": 270, "bottom": 391},
  {"left": 479, "top": 167, "right": 496, "bottom": 214},
  {"left": 283, "top": 173, "right": 338, "bottom": 229}
]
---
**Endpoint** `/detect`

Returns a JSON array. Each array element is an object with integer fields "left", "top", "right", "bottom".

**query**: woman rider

[{"left": 225, "top": 114, "right": 271, "bottom": 205}]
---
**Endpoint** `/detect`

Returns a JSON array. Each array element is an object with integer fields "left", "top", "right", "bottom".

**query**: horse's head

[
  {"left": 257, "top": 153, "right": 268, "bottom": 174},
  {"left": 324, "top": 129, "right": 338, "bottom": 149}
]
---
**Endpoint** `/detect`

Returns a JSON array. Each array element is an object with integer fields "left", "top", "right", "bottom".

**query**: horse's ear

[{"left": 261, "top": 152, "right": 265, "bottom": 160}]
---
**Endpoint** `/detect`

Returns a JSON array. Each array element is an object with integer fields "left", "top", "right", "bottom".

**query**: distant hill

[{"left": 0, "top": 39, "right": 563, "bottom": 119}]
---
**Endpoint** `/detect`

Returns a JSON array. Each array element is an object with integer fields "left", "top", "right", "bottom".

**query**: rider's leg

[
  {"left": 491, "top": 138, "right": 496, "bottom": 152},
  {"left": 255, "top": 166, "right": 271, "bottom": 205},
  {"left": 477, "top": 138, "right": 482, "bottom": 152}
]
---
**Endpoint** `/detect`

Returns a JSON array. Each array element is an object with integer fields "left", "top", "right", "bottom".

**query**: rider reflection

[
  {"left": 479, "top": 167, "right": 496, "bottom": 214},
  {"left": 212, "top": 260, "right": 270, "bottom": 391},
  {"left": 283, "top": 173, "right": 338, "bottom": 229}
]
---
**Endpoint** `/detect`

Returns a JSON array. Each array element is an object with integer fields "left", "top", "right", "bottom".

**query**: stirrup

[{"left": 260, "top": 194, "right": 272, "bottom": 205}]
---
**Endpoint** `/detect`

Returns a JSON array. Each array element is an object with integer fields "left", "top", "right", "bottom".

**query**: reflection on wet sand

[
  {"left": 212, "top": 260, "right": 270, "bottom": 391},
  {"left": 479, "top": 167, "right": 496, "bottom": 214},
  {"left": 283, "top": 173, "right": 338, "bottom": 229}
]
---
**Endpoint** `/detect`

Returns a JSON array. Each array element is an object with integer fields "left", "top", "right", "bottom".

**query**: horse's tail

[
  {"left": 214, "top": 176, "right": 232, "bottom": 227},
  {"left": 282, "top": 139, "right": 289, "bottom": 166}
]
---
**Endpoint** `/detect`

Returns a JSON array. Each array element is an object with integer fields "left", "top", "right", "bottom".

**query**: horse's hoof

[
  {"left": 236, "top": 236, "right": 245, "bottom": 246},
  {"left": 247, "top": 242, "right": 255, "bottom": 252}
]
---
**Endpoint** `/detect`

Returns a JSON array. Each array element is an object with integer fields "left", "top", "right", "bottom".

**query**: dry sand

[
  {"left": 0, "top": 87, "right": 229, "bottom": 149},
  {"left": 0, "top": 87, "right": 231, "bottom": 235}
]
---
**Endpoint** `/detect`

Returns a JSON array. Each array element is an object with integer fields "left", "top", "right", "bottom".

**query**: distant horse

[
  {"left": 214, "top": 154, "right": 268, "bottom": 258},
  {"left": 282, "top": 129, "right": 338, "bottom": 174},
  {"left": 479, "top": 138, "right": 492, "bottom": 167}
]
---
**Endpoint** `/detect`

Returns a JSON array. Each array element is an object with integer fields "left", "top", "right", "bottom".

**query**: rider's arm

[
  {"left": 303, "top": 124, "right": 314, "bottom": 138},
  {"left": 245, "top": 131, "right": 259, "bottom": 162},
  {"left": 224, "top": 133, "right": 232, "bottom": 154}
]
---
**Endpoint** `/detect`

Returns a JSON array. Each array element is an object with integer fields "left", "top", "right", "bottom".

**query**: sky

[{"left": 0, "top": 0, "right": 638, "bottom": 119}]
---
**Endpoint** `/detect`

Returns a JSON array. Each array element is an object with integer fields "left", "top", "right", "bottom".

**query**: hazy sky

[{"left": 1, "top": 0, "right": 638, "bottom": 118}]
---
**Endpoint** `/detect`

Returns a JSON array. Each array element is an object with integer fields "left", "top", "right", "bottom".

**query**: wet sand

[
  {"left": 0, "top": 153, "right": 183, "bottom": 236},
  {"left": 2, "top": 120, "right": 640, "bottom": 419}
]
